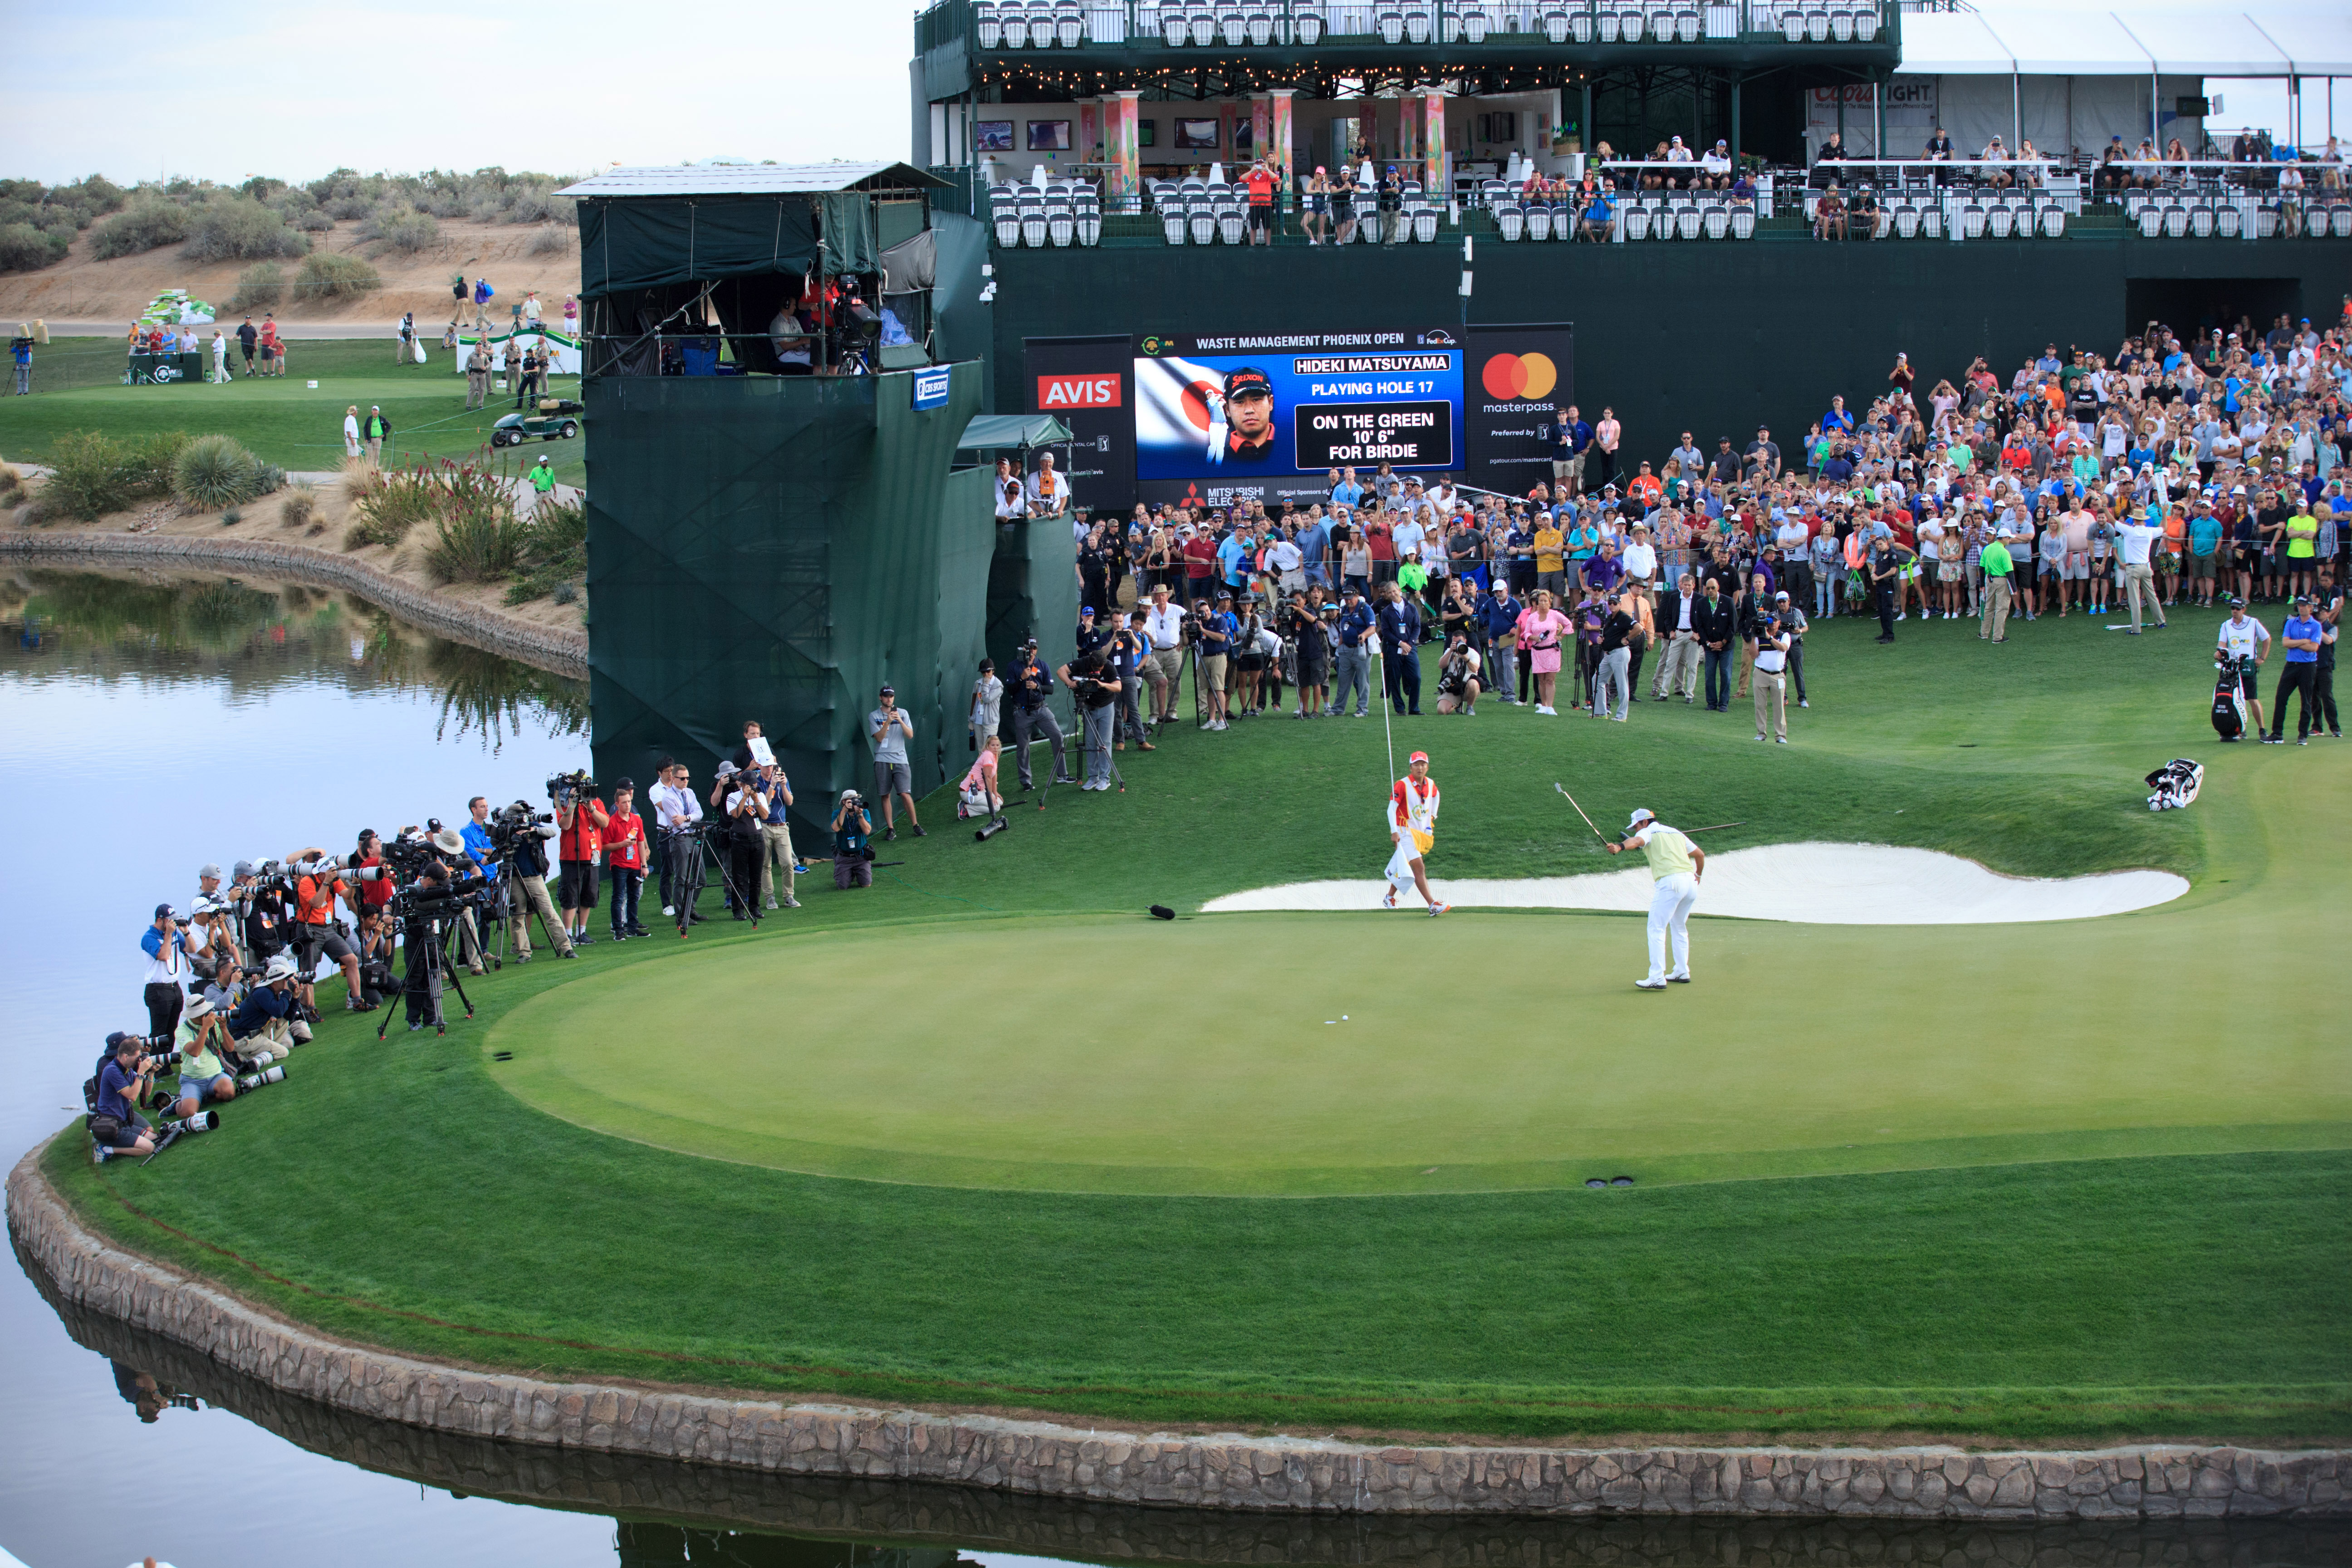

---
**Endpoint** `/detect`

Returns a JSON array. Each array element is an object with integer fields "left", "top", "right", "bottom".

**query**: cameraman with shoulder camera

[
  {"left": 288, "top": 849, "right": 363, "bottom": 1019},
  {"left": 397, "top": 828, "right": 479, "bottom": 1030},
  {"left": 553, "top": 773, "right": 610, "bottom": 947},
  {"left": 90, "top": 1032, "right": 161, "bottom": 1159}
]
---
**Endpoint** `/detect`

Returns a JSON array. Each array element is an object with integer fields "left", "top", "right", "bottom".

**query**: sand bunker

[{"left": 1202, "top": 842, "right": 2188, "bottom": 925}]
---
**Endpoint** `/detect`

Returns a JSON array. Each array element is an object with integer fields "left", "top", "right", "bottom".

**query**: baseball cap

[
  {"left": 1080, "top": 605, "right": 1096, "bottom": 616},
  {"left": 1223, "top": 367, "right": 1272, "bottom": 399},
  {"left": 199, "top": 862, "right": 222, "bottom": 881},
  {"left": 878, "top": 684, "right": 895, "bottom": 696},
  {"left": 232, "top": 859, "right": 256, "bottom": 879},
  {"left": 1775, "top": 590, "right": 1790, "bottom": 601},
  {"left": 1408, "top": 750, "right": 1429, "bottom": 765},
  {"left": 154, "top": 903, "right": 178, "bottom": 922},
  {"left": 107, "top": 1030, "right": 136, "bottom": 1053}
]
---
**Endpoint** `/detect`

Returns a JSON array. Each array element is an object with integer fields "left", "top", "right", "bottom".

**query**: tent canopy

[
  {"left": 1899, "top": 7, "right": 2352, "bottom": 78},
  {"left": 958, "top": 413, "right": 1073, "bottom": 450}
]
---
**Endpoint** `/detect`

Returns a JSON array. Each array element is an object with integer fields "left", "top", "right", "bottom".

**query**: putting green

[{"left": 488, "top": 758, "right": 2349, "bottom": 1195}]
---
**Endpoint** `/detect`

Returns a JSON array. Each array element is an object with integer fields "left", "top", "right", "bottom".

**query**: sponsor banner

[
  {"left": 457, "top": 323, "right": 582, "bottom": 376},
  {"left": 1022, "top": 335, "right": 1134, "bottom": 507},
  {"left": 912, "top": 364, "right": 953, "bottom": 410},
  {"left": 1463, "top": 323, "right": 1577, "bottom": 495}
]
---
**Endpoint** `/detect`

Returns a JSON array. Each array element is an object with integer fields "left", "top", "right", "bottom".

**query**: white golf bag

[{"left": 2144, "top": 757, "right": 2203, "bottom": 812}]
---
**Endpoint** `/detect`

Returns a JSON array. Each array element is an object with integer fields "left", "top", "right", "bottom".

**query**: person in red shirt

[
  {"left": 1243, "top": 158, "right": 1276, "bottom": 245},
  {"left": 601, "top": 779, "right": 650, "bottom": 940},
  {"left": 1182, "top": 527, "right": 1216, "bottom": 606},
  {"left": 554, "top": 780, "right": 609, "bottom": 946},
  {"left": 1365, "top": 513, "right": 1396, "bottom": 587}
]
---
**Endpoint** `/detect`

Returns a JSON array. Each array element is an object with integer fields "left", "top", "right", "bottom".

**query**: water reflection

[
  {"left": 1, "top": 566, "right": 588, "bottom": 752},
  {"left": 25, "top": 1253, "right": 2350, "bottom": 1568}
]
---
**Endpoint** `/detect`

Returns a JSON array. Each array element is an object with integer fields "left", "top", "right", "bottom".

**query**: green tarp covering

[
  {"left": 577, "top": 198, "right": 820, "bottom": 299},
  {"left": 585, "top": 363, "right": 990, "bottom": 839},
  {"left": 958, "top": 413, "right": 1073, "bottom": 450},
  {"left": 818, "top": 194, "right": 879, "bottom": 276}
]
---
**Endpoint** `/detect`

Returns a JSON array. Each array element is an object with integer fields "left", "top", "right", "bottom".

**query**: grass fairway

[
  {"left": 0, "top": 338, "right": 585, "bottom": 485},
  {"left": 40, "top": 611, "right": 2352, "bottom": 1442}
]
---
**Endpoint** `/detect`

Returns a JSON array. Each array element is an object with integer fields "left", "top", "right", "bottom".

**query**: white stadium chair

[
  {"left": 2039, "top": 205, "right": 2064, "bottom": 238},
  {"left": 1498, "top": 203, "right": 1525, "bottom": 241},
  {"left": 1188, "top": 199, "right": 1215, "bottom": 245},
  {"left": 1805, "top": 6, "right": 1828, "bottom": 40},
  {"left": 976, "top": 3, "right": 1004, "bottom": 49},
  {"left": 1189, "top": 7, "right": 1216, "bottom": 43},
  {"left": 2254, "top": 203, "right": 2278, "bottom": 238},
  {"left": 1526, "top": 205, "right": 1553, "bottom": 241},
  {"left": 1623, "top": 205, "right": 1650, "bottom": 240},
  {"left": 1248, "top": 9, "right": 1274, "bottom": 42},
  {"left": 1830, "top": 2, "right": 1853, "bottom": 40},
  {"left": 1892, "top": 201, "right": 1918, "bottom": 239},
  {"left": 1412, "top": 202, "right": 1439, "bottom": 242},
  {"left": 1294, "top": 3, "right": 1323, "bottom": 42},
  {"left": 1220, "top": 8, "right": 1248, "bottom": 44},
  {"left": 1377, "top": 7, "right": 1404, "bottom": 41},
  {"left": 2333, "top": 205, "right": 2352, "bottom": 238},
  {"left": 1464, "top": 8, "right": 1490, "bottom": 41},
  {"left": 2307, "top": 206, "right": 2331, "bottom": 238},
  {"left": 1056, "top": 3, "right": 1083, "bottom": 44},
  {"left": 1598, "top": 9, "right": 1620, "bottom": 40},
  {"left": 1162, "top": 7, "right": 1188, "bottom": 41},
  {"left": 1986, "top": 201, "right": 2012, "bottom": 239},
  {"left": 1731, "top": 206, "right": 1756, "bottom": 238},
  {"left": 992, "top": 191, "right": 1021, "bottom": 248},
  {"left": 1002, "top": 10, "right": 1029, "bottom": 45},
  {"left": 1705, "top": 204, "right": 1730, "bottom": 239},
  {"left": 1406, "top": 3, "right": 1432, "bottom": 42},
  {"left": 1621, "top": 7, "right": 1646, "bottom": 40},
  {"left": 2217, "top": 203, "right": 2242, "bottom": 238},
  {"left": 1959, "top": 201, "right": 1985, "bottom": 239},
  {"left": 1919, "top": 203, "right": 1941, "bottom": 239},
  {"left": 1017, "top": 196, "right": 1044, "bottom": 247},
  {"left": 1781, "top": 8, "right": 1803, "bottom": 41},
  {"left": 2165, "top": 202, "right": 2191, "bottom": 238},
  {"left": 1855, "top": 3, "right": 1877, "bottom": 40},
  {"left": 1076, "top": 189, "right": 1101, "bottom": 246}
]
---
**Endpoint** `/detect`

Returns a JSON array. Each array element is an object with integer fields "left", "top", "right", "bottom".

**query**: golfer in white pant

[{"left": 1604, "top": 807, "right": 1703, "bottom": 990}]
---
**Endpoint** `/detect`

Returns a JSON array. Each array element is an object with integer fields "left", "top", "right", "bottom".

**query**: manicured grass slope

[
  {"left": 0, "top": 338, "right": 585, "bottom": 485},
  {"left": 43, "top": 612, "right": 2352, "bottom": 1441}
]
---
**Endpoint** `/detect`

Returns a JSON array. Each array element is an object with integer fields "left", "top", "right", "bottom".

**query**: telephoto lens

[
  {"left": 160, "top": 1110, "right": 220, "bottom": 1136},
  {"left": 238, "top": 1064, "right": 287, "bottom": 1091}
]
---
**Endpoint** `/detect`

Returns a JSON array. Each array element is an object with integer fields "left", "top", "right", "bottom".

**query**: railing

[{"left": 940, "top": 0, "right": 1895, "bottom": 53}]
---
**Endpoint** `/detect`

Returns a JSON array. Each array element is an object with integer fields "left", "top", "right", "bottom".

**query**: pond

[{"left": 1, "top": 568, "right": 2342, "bottom": 1568}]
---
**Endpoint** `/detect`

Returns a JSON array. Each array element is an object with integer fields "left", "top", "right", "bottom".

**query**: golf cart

[{"left": 491, "top": 398, "right": 582, "bottom": 447}]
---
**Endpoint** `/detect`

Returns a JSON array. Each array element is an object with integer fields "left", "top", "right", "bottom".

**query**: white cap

[
  {"left": 1625, "top": 808, "right": 1655, "bottom": 831},
  {"left": 263, "top": 954, "right": 298, "bottom": 982}
]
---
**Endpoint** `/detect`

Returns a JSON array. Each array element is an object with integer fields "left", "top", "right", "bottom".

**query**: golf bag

[
  {"left": 2211, "top": 657, "right": 2250, "bottom": 740},
  {"left": 2144, "top": 758, "right": 2204, "bottom": 812}
]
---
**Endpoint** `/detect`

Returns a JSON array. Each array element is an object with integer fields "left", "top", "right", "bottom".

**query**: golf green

[{"left": 487, "top": 770, "right": 2349, "bottom": 1196}]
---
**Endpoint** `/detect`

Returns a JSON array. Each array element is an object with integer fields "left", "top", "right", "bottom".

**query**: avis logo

[{"left": 1038, "top": 373, "right": 1122, "bottom": 409}]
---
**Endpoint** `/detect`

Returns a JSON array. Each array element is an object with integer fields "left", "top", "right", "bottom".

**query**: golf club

[
  {"left": 1685, "top": 821, "right": 1746, "bottom": 834},
  {"left": 1553, "top": 782, "right": 1611, "bottom": 846}
]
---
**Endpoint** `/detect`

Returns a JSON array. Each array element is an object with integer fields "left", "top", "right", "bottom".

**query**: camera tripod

[
  {"left": 672, "top": 822, "right": 761, "bottom": 938},
  {"left": 380, "top": 906, "right": 474, "bottom": 1039}
]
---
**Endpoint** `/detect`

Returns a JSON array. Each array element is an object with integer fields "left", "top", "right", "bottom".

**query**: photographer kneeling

[
  {"left": 168, "top": 995, "right": 238, "bottom": 1118},
  {"left": 90, "top": 1033, "right": 161, "bottom": 1159},
  {"left": 227, "top": 955, "right": 302, "bottom": 1058}
]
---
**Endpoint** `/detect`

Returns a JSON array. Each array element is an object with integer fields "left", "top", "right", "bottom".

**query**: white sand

[{"left": 1200, "top": 842, "right": 2188, "bottom": 925}]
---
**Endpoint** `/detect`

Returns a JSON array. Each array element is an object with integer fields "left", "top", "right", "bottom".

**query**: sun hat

[
  {"left": 183, "top": 994, "right": 213, "bottom": 1021},
  {"left": 430, "top": 828, "right": 466, "bottom": 857},
  {"left": 263, "top": 954, "right": 298, "bottom": 982}
]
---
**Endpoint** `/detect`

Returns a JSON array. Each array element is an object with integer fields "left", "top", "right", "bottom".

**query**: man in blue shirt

[
  {"left": 1820, "top": 396, "right": 1856, "bottom": 437},
  {"left": 1296, "top": 511, "right": 1331, "bottom": 588},
  {"left": 92, "top": 1033, "right": 160, "bottom": 1156},
  {"left": 1477, "top": 577, "right": 1523, "bottom": 704},
  {"left": 2269, "top": 595, "right": 2324, "bottom": 743},
  {"left": 1329, "top": 468, "right": 1363, "bottom": 511},
  {"left": 1215, "top": 526, "right": 1250, "bottom": 597},
  {"left": 1330, "top": 587, "right": 1376, "bottom": 717}
]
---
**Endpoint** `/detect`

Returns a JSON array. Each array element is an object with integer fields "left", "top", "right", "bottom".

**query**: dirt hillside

[{"left": 0, "top": 220, "right": 586, "bottom": 331}]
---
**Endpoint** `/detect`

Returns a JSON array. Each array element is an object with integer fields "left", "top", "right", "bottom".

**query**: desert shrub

[
  {"left": 89, "top": 201, "right": 187, "bottom": 259},
  {"left": 526, "top": 224, "right": 570, "bottom": 256},
  {"left": 172, "top": 433, "right": 271, "bottom": 510},
  {"left": 345, "top": 466, "right": 443, "bottom": 548},
  {"left": 43, "top": 430, "right": 184, "bottom": 519},
  {"left": 0, "top": 221, "right": 70, "bottom": 272},
  {"left": 0, "top": 466, "right": 23, "bottom": 504},
  {"left": 279, "top": 482, "right": 318, "bottom": 529},
  {"left": 424, "top": 466, "right": 526, "bottom": 583},
  {"left": 503, "top": 493, "right": 587, "bottom": 603},
  {"left": 230, "top": 261, "right": 284, "bottom": 310},
  {"left": 323, "top": 194, "right": 378, "bottom": 221},
  {"left": 221, "top": 509, "right": 242, "bottom": 526},
  {"left": 362, "top": 205, "right": 440, "bottom": 254},
  {"left": 292, "top": 252, "right": 382, "bottom": 299},
  {"left": 240, "top": 176, "right": 285, "bottom": 203},
  {"left": 292, "top": 210, "right": 333, "bottom": 232},
  {"left": 551, "top": 580, "right": 578, "bottom": 605},
  {"left": 181, "top": 197, "right": 308, "bottom": 263}
]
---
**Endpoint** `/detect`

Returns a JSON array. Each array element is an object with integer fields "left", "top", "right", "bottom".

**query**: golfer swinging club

[
  {"left": 1384, "top": 750, "right": 1449, "bottom": 916},
  {"left": 1604, "top": 807, "right": 1701, "bottom": 989}
]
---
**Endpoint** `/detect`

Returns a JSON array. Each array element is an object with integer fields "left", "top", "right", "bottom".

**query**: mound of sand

[
  {"left": 0, "top": 220, "right": 580, "bottom": 330},
  {"left": 1202, "top": 843, "right": 2188, "bottom": 924}
]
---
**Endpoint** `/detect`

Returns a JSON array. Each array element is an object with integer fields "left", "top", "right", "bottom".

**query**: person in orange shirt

[
  {"left": 2159, "top": 501, "right": 2187, "bottom": 605},
  {"left": 1626, "top": 462, "right": 1662, "bottom": 509}
]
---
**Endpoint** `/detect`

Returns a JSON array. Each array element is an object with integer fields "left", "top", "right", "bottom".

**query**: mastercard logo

[{"left": 1481, "top": 351, "right": 1558, "bottom": 401}]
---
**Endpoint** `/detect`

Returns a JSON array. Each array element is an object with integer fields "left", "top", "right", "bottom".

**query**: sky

[{"left": 0, "top": 0, "right": 2336, "bottom": 187}]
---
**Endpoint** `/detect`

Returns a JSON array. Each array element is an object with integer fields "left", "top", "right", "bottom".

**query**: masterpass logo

[
  {"left": 1038, "top": 373, "right": 1123, "bottom": 409},
  {"left": 1480, "top": 351, "right": 1558, "bottom": 401}
]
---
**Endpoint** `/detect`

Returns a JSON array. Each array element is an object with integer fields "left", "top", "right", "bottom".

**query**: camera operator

[
  {"left": 713, "top": 762, "right": 768, "bottom": 917},
  {"left": 227, "top": 954, "right": 302, "bottom": 1057},
  {"left": 91, "top": 1033, "right": 161, "bottom": 1159},
  {"left": 649, "top": 758, "right": 705, "bottom": 922},
  {"left": 1007, "top": 640, "right": 1070, "bottom": 792},
  {"left": 602, "top": 779, "right": 652, "bottom": 938},
  {"left": 1057, "top": 641, "right": 1123, "bottom": 791},
  {"left": 496, "top": 803, "right": 573, "bottom": 961},
  {"left": 139, "top": 903, "right": 198, "bottom": 1040},
  {"left": 831, "top": 790, "right": 874, "bottom": 890},
  {"left": 554, "top": 774, "right": 610, "bottom": 947},
  {"left": 235, "top": 859, "right": 290, "bottom": 969},
  {"left": 288, "top": 848, "right": 363, "bottom": 1018},
  {"left": 167, "top": 994, "right": 238, "bottom": 1118},
  {"left": 344, "top": 832, "right": 396, "bottom": 998},
  {"left": 398, "top": 828, "right": 478, "bottom": 1031}
]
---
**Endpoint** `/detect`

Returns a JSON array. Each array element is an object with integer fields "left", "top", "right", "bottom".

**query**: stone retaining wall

[
  {"left": 0, "top": 528, "right": 587, "bottom": 677},
  {"left": 10, "top": 1145, "right": 2347, "bottom": 1523}
]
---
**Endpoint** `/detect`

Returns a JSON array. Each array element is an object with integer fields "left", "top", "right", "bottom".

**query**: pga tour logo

[
  {"left": 1038, "top": 373, "right": 1122, "bottom": 409},
  {"left": 912, "top": 367, "right": 953, "bottom": 410}
]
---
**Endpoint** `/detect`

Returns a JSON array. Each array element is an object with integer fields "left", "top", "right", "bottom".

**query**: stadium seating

[{"left": 986, "top": 179, "right": 1103, "bottom": 249}]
